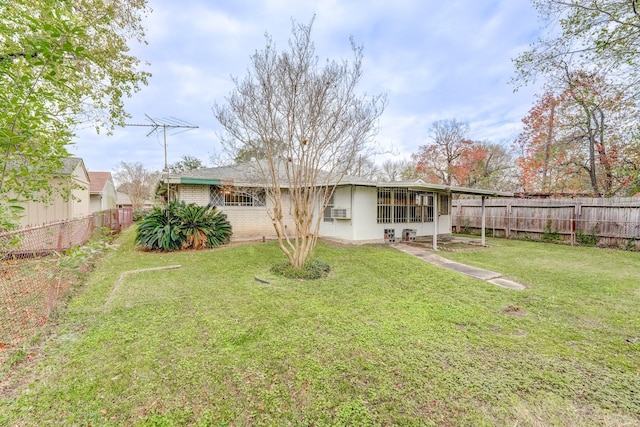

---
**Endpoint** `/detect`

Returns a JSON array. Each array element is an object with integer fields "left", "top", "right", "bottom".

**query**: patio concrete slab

[{"left": 392, "top": 243, "right": 526, "bottom": 290}]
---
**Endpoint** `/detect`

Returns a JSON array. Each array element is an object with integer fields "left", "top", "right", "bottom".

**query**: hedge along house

[{"left": 161, "top": 163, "right": 512, "bottom": 248}]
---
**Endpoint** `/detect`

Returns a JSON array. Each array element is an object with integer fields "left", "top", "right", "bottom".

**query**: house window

[
  {"left": 377, "top": 188, "right": 435, "bottom": 224},
  {"left": 209, "top": 186, "right": 266, "bottom": 207},
  {"left": 439, "top": 194, "right": 450, "bottom": 215},
  {"left": 323, "top": 193, "right": 334, "bottom": 223}
]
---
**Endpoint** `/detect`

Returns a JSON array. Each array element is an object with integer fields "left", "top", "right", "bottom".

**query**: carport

[{"left": 382, "top": 181, "right": 513, "bottom": 249}]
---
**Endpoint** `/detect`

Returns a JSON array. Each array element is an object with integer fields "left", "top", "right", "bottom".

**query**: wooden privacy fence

[{"left": 452, "top": 197, "right": 640, "bottom": 249}]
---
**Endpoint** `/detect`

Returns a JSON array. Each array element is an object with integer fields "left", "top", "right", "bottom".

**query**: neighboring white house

[
  {"left": 88, "top": 172, "right": 117, "bottom": 213},
  {"left": 160, "top": 163, "right": 511, "bottom": 246},
  {"left": 18, "top": 157, "right": 91, "bottom": 228},
  {"left": 115, "top": 192, "right": 155, "bottom": 210}
]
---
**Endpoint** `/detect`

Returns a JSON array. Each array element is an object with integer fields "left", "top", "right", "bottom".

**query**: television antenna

[
  {"left": 125, "top": 114, "right": 199, "bottom": 171},
  {"left": 125, "top": 115, "right": 199, "bottom": 206}
]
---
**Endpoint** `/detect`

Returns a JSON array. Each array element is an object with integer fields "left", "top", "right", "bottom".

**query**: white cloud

[{"left": 73, "top": 0, "right": 543, "bottom": 172}]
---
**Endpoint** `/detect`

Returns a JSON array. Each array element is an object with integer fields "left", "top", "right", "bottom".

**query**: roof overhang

[
  {"left": 377, "top": 180, "right": 513, "bottom": 197},
  {"left": 163, "top": 173, "right": 512, "bottom": 198}
]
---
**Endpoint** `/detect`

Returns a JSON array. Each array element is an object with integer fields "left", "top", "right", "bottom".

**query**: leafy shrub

[
  {"left": 576, "top": 228, "right": 598, "bottom": 246},
  {"left": 271, "top": 258, "right": 331, "bottom": 280},
  {"left": 57, "top": 234, "right": 116, "bottom": 277},
  {"left": 132, "top": 208, "right": 153, "bottom": 222},
  {"left": 135, "top": 201, "right": 232, "bottom": 251},
  {"left": 542, "top": 219, "right": 560, "bottom": 242}
]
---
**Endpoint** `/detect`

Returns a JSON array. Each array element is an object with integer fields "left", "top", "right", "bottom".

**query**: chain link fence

[{"left": 0, "top": 209, "right": 131, "bottom": 366}]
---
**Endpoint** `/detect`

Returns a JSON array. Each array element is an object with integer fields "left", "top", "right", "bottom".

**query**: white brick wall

[
  {"left": 177, "top": 184, "right": 210, "bottom": 206},
  {"left": 175, "top": 184, "right": 297, "bottom": 240}
]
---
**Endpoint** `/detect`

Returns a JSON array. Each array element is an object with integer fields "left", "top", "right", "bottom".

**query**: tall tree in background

[
  {"left": 516, "top": 69, "right": 640, "bottom": 196},
  {"left": 514, "top": 91, "right": 568, "bottom": 193},
  {"left": 0, "top": 0, "right": 150, "bottom": 229},
  {"left": 168, "top": 155, "right": 206, "bottom": 173},
  {"left": 215, "top": 18, "right": 386, "bottom": 268},
  {"left": 113, "top": 161, "right": 158, "bottom": 211},
  {"left": 513, "top": 0, "right": 640, "bottom": 89},
  {"left": 413, "top": 119, "right": 472, "bottom": 186},
  {"left": 453, "top": 142, "right": 515, "bottom": 190},
  {"left": 347, "top": 155, "right": 381, "bottom": 180},
  {"left": 413, "top": 119, "right": 514, "bottom": 191},
  {"left": 513, "top": 0, "right": 640, "bottom": 195}
]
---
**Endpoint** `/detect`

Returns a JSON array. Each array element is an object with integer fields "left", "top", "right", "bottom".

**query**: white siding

[
  {"left": 319, "top": 186, "right": 452, "bottom": 243},
  {"left": 18, "top": 163, "right": 90, "bottom": 228},
  {"left": 102, "top": 176, "right": 117, "bottom": 210},
  {"left": 90, "top": 195, "right": 103, "bottom": 213}
]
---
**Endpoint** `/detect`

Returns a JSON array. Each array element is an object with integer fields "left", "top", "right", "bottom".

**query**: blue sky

[{"left": 72, "top": 0, "right": 543, "bottom": 173}]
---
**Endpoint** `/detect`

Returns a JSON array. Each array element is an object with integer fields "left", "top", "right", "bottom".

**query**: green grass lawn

[{"left": 1, "top": 229, "right": 638, "bottom": 426}]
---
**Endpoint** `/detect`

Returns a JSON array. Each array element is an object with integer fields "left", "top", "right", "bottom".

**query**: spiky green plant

[
  {"left": 135, "top": 204, "right": 182, "bottom": 251},
  {"left": 175, "top": 203, "right": 232, "bottom": 249},
  {"left": 135, "top": 201, "right": 232, "bottom": 251}
]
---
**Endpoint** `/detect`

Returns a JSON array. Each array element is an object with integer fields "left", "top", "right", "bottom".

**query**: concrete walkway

[{"left": 392, "top": 244, "right": 527, "bottom": 290}]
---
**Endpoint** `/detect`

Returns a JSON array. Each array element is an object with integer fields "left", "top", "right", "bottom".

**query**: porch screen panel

[
  {"left": 409, "top": 190, "right": 422, "bottom": 222},
  {"left": 377, "top": 188, "right": 392, "bottom": 223},
  {"left": 393, "top": 188, "right": 407, "bottom": 223},
  {"left": 378, "top": 188, "right": 438, "bottom": 224},
  {"left": 424, "top": 194, "right": 434, "bottom": 222}
]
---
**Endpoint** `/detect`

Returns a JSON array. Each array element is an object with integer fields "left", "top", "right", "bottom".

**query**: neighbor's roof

[
  {"left": 88, "top": 172, "right": 112, "bottom": 193},
  {"left": 164, "top": 162, "right": 512, "bottom": 197},
  {"left": 116, "top": 191, "right": 132, "bottom": 205},
  {"left": 59, "top": 157, "right": 85, "bottom": 175}
]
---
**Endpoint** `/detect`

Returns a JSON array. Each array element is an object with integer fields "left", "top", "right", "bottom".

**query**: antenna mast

[{"left": 125, "top": 115, "right": 199, "bottom": 204}]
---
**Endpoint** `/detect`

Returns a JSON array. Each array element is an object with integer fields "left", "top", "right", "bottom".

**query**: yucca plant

[
  {"left": 203, "top": 207, "right": 233, "bottom": 248},
  {"left": 135, "top": 201, "right": 232, "bottom": 251},
  {"left": 135, "top": 203, "right": 182, "bottom": 251},
  {"left": 176, "top": 203, "right": 232, "bottom": 249}
]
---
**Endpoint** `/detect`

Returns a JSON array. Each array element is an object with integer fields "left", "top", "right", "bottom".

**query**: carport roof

[{"left": 374, "top": 179, "right": 513, "bottom": 197}]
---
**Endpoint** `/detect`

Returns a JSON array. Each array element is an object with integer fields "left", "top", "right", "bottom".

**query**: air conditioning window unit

[{"left": 330, "top": 208, "right": 351, "bottom": 219}]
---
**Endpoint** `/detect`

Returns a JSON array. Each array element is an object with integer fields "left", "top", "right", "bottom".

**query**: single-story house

[
  {"left": 115, "top": 192, "right": 155, "bottom": 210},
  {"left": 88, "top": 172, "right": 117, "bottom": 213},
  {"left": 160, "top": 163, "right": 511, "bottom": 247},
  {"left": 17, "top": 157, "right": 90, "bottom": 229}
]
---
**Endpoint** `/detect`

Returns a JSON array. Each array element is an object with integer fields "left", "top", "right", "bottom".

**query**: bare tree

[
  {"left": 214, "top": 18, "right": 386, "bottom": 268},
  {"left": 113, "top": 161, "right": 159, "bottom": 211},
  {"left": 348, "top": 155, "right": 381, "bottom": 180},
  {"left": 378, "top": 159, "right": 417, "bottom": 182}
]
